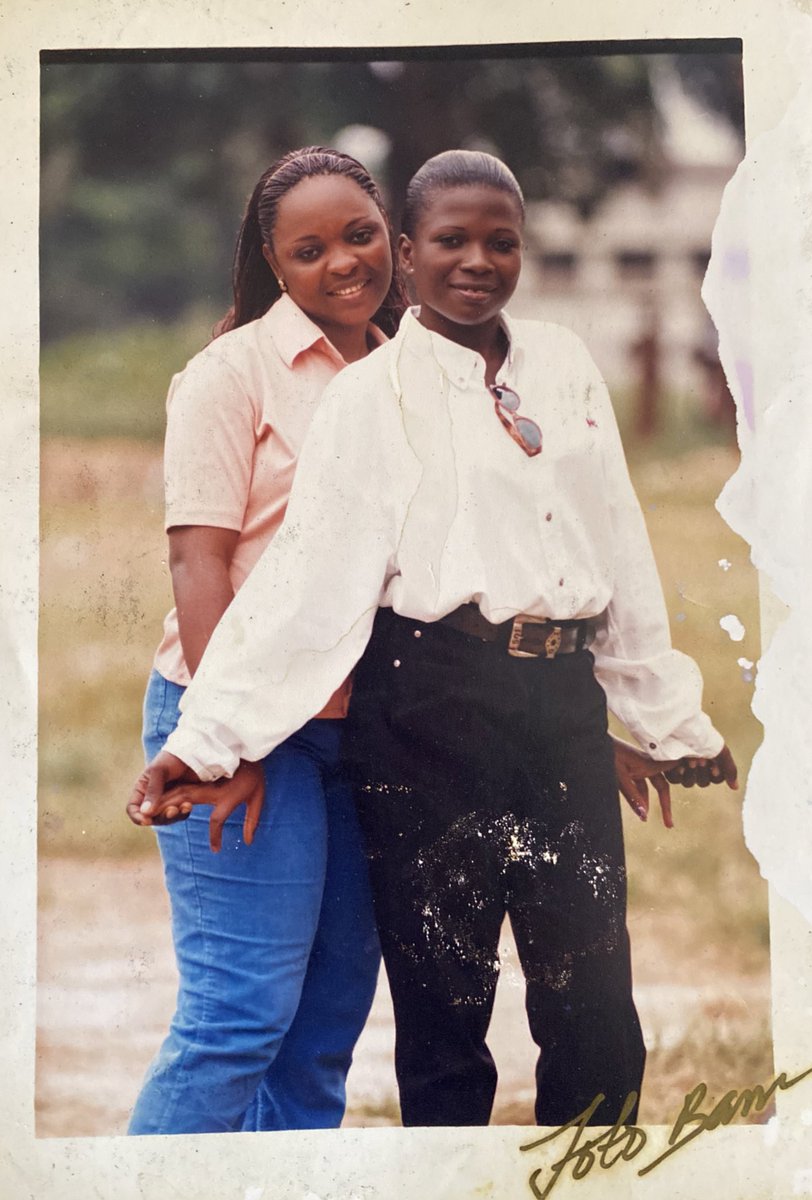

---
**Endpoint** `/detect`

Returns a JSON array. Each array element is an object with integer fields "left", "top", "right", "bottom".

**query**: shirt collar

[
  {"left": 395, "top": 305, "right": 517, "bottom": 389},
  {"left": 262, "top": 293, "right": 387, "bottom": 368}
]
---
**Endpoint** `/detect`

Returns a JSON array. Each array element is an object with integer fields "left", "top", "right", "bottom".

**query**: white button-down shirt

[{"left": 166, "top": 308, "right": 724, "bottom": 779}]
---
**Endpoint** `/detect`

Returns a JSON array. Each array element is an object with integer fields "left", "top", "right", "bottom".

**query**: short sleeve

[{"left": 163, "top": 354, "right": 260, "bottom": 532}]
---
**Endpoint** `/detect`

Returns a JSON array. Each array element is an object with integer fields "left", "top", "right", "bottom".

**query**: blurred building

[{"left": 511, "top": 65, "right": 743, "bottom": 425}]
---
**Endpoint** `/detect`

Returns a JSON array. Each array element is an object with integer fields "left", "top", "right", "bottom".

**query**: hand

[
  {"left": 138, "top": 759, "right": 266, "bottom": 853},
  {"left": 125, "top": 751, "right": 201, "bottom": 829},
  {"left": 665, "top": 744, "right": 739, "bottom": 790},
  {"left": 612, "top": 737, "right": 681, "bottom": 829}
]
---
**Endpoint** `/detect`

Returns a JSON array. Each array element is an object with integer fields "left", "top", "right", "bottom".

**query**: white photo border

[{"left": 3, "top": 1, "right": 811, "bottom": 1197}]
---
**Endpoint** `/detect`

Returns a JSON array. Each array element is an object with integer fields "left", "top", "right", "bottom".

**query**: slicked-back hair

[{"left": 401, "top": 149, "right": 525, "bottom": 240}]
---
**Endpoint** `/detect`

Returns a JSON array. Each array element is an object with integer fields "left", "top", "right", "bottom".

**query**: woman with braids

[
  {"left": 131, "top": 149, "right": 737, "bottom": 1129},
  {"left": 125, "top": 147, "right": 407, "bottom": 1135}
]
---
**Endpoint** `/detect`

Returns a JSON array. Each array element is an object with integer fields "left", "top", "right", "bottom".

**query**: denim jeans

[{"left": 127, "top": 670, "right": 381, "bottom": 1134}]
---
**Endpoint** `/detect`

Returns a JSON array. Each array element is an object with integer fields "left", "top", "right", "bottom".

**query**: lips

[
  {"left": 327, "top": 278, "right": 371, "bottom": 298},
  {"left": 450, "top": 283, "right": 497, "bottom": 301}
]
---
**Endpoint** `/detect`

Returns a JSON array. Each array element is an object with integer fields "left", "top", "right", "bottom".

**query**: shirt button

[
  {"left": 393, "top": 659, "right": 401, "bottom": 668},
  {"left": 414, "top": 630, "right": 422, "bottom": 638},
  {"left": 558, "top": 578, "right": 564, "bottom": 587},
  {"left": 649, "top": 742, "right": 657, "bottom": 750},
  {"left": 546, "top": 512, "right": 553, "bottom": 521}
]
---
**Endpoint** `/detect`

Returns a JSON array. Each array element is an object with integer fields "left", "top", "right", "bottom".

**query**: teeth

[{"left": 330, "top": 281, "right": 367, "bottom": 297}]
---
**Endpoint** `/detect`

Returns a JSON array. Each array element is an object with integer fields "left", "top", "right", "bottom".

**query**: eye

[
  {"left": 295, "top": 245, "right": 321, "bottom": 262},
  {"left": 492, "top": 238, "right": 519, "bottom": 254},
  {"left": 349, "top": 227, "right": 375, "bottom": 245},
  {"left": 436, "top": 234, "right": 463, "bottom": 248}
]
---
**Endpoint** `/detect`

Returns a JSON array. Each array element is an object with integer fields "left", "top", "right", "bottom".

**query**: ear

[{"left": 398, "top": 233, "right": 414, "bottom": 276}]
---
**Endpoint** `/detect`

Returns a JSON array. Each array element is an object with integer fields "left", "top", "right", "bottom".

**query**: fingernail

[{"left": 140, "top": 801, "right": 153, "bottom": 814}]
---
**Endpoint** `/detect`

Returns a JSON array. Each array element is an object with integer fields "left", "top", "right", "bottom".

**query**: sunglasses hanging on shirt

[{"left": 488, "top": 384, "right": 543, "bottom": 457}]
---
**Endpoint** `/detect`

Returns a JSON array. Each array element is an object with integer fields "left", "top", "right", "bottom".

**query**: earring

[{"left": 277, "top": 278, "right": 288, "bottom": 293}]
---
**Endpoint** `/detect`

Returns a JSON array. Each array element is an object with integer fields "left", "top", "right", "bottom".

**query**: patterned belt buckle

[{"left": 508, "top": 614, "right": 558, "bottom": 658}]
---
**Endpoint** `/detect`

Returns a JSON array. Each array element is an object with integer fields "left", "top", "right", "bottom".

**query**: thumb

[
  {"left": 140, "top": 753, "right": 186, "bottom": 813},
  {"left": 140, "top": 766, "right": 169, "bottom": 814}
]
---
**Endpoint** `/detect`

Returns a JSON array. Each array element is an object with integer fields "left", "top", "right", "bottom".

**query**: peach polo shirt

[{"left": 153, "top": 293, "right": 385, "bottom": 718}]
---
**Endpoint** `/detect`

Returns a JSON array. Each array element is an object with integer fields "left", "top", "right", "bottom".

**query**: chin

[{"left": 446, "top": 308, "right": 500, "bottom": 327}]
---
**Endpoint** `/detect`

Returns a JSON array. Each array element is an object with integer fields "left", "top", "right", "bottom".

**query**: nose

[
  {"left": 459, "top": 242, "right": 493, "bottom": 274},
  {"left": 326, "top": 245, "right": 360, "bottom": 276}
]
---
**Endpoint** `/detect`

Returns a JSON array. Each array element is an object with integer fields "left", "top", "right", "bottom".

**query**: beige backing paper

[{"left": 2, "top": 0, "right": 811, "bottom": 1196}]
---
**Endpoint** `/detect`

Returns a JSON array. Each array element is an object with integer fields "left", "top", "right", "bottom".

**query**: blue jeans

[{"left": 127, "top": 670, "right": 380, "bottom": 1134}]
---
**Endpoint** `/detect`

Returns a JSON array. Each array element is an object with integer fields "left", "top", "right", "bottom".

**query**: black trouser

[{"left": 345, "top": 608, "right": 646, "bottom": 1128}]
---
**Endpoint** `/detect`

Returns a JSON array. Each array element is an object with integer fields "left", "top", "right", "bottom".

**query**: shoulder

[
  {"left": 307, "top": 342, "right": 409, "bottom": 462},
  {"left": 508, "top": 314, "right": 595, "bottom": 360},
  {"left": 317, "top": 340, "right": 397, "bottom": 414},
  {"left": 509, "top": 314, "right": 606, "bottom": 388},
  {"left": 179, "top": 318, "right": 267, "bottom": 381},
  {"left": 166, "top": 318, "right": 273, "bottom": 418}
]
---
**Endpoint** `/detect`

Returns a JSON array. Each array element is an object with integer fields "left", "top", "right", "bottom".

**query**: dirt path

[{"left": 36, "top": 855, "right": 771, "bottom": 1137}]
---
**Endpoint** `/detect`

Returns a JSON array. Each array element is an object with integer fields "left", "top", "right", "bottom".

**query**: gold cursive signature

[{"left": 520, "top": 1065, "right": 812, "bottom": 1198}]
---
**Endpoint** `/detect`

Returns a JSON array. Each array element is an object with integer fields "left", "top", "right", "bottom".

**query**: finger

[
  {"left": 680, "top": 765, "right": 697, "bottom": 788},
  {"left": 242, "top": 787, "right": 264, "bottom": 845},
  {"left": 126, "top": 800, "right": 151, "bottom": 827},
  {"left": 720, "top": 746, "right": 739, "bottom": 790},
  {"left": 147, "top": 782, "right": 215, "bottom": 820},
  {"left": 618, "top": 779, "right": 648, "bottom": 821},
  {"left": 139, "top": 764, "right": 170, "bottom": 815},
  {"left": 209, "top": 804, "right": 227, "bottom": 854},
  {"left": 139, "top": 752, "right": 196, "bottom": 813},
  {"left": 664, "top": 767, "right": 683, "bottom": 785},
  {"left": 694, "top": 764, "right": 712, "bottom": 788},
  {"left": 651, "top": 773, "right": 674, "bottom": 829},
  {"left": 127, "top": 771, "right": 150, "bottom": 819}
]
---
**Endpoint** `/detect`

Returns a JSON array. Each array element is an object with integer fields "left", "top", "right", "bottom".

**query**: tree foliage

[{"left": 40, "top": 50, "right": 743, "bottom": 342}]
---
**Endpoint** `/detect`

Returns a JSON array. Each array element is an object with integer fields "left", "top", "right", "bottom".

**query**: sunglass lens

[
  {"left": 493, "top": 386, "right": 520, "bottom": 413},
  {"left": 515, "top": 417, "right": 542, "bottom": 450}
]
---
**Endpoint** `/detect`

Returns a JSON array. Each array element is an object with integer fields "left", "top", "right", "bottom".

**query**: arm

[
  {"left": 169, "top": 524, "right": 239, "bottom": 676},
  {"left": 127, "top": 354, "right": 266, "bottom": 840},
  {"left": 581, "top": 346, "right": 732, "bottom": 769},
  {"left": 156, "top": 369, "right": 401, "bottom": 783},
  {"left": 129, "top": 525, "right": 264, "bottom": 841}
]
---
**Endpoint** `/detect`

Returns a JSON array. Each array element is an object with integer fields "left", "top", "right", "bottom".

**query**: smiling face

[
  {"left": 399, "top": 184, "right": 523, "bottom": 343},
  {"left": 263, "top": 173, "right": 393, "bottom": 343}
]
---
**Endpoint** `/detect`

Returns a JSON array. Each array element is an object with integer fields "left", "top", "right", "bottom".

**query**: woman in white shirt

[{"left": 133, "top": 150, "right": 737, "bottom": 1129}]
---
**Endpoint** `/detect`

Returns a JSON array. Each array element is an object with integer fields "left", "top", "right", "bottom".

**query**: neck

[
  {"left": 417, "top": 310, "right": 507, "bottom": 382},
  {"left": 322, "top": 323, "right": 372, "bottom": 364}
]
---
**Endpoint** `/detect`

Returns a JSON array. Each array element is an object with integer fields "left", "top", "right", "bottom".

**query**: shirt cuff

[
  {"left": 162, "top": 727, "right": 240, "bottom": 782},
  {"left": 642, "top": 720, "right": 725, "bottom": 762}
]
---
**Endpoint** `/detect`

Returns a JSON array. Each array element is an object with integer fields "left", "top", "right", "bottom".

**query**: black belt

[{"left": 437, "top": 603, "right": 591, "bottom": 659}]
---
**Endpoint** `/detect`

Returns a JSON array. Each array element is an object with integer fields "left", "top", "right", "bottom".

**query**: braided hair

[{"left": 216, "top": 146, "right": 407, "bottom": 339}]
